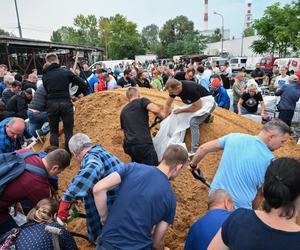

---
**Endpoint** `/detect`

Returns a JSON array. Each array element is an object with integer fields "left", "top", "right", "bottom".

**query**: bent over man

[
  {"left": 57, "top": 133, "right": 123, "bottom": 242},
  {"left": 120, "top": 87, "right": 164, "bottom": 166},
  {"left": 164, "top": 78, "right": 215, "bottom": 154},
  {"left": 93, "top": 144, "right": 188, "bottom": 250},
  {"left": 190, "top": 119, "right": 290, "bottom": 209}
]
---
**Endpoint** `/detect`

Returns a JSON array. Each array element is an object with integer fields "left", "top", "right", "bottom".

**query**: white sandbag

[
  {"left": 154, "top": 96, "right": 215, "bottom": 161},
  {"left": 242, "top": 114, "right": 262, "bottom": 124}
]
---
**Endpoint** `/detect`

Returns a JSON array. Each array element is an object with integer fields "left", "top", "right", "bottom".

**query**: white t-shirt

[
  {"left": 107, "top": 77, "right": 118, "bottom": 90},
  {"left": 275, "top": 75, "right": 289, "bottom": 89}
]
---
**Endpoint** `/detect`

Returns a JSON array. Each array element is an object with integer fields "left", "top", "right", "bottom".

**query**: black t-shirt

[
  {"left": 169, "top": 80, "right": 210, "bottom": 104},
  {"left": 222, "top": 208, "right": 300, "bottom": 250},
  {"left": 241, "top": 92, "right": 263, "bottom": 113},
  {"left": 136, "top": 79, "right": 151, "bottom": 88},
  {"left": 251, "top": 69, "right": 265, "bottom": 85},
  {"left": 120, "top": 98, "right": 152, "bottom": 144},
  {"left": 117, "top": 77, "right": 134, "bottom": 88},
  {"left": 174, "top": 71, "right": 195, "bottom": 82}
]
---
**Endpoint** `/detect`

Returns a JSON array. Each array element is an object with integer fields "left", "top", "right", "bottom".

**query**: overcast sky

[{"left": 0, "top": 0, "right": 293, "bottom": 41}]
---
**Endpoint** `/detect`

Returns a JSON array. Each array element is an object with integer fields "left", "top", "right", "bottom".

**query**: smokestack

[
  {"left": 245, "top": 0, "right": 253, "bottom": 28},
  {"left": 204, "top": 0, "right": 208, "bottom": 30}
]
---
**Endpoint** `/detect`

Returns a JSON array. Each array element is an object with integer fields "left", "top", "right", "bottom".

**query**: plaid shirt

[
  {"left": 0, "top": 118, "right": 21, "bottom": 153},
  {"left": 63, "top": 144, "right": 122, "bottom": 242}
]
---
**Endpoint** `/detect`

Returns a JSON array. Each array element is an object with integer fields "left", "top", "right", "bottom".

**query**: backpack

[
  {"left": 0, "top": 222, "right": 36, "bottom": 250},
  {"left": 0, "top": 151, "right": 48, "bottom": 195}
]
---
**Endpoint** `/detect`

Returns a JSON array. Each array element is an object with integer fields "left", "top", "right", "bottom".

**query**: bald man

[
  {"left": 184, "top": 189, "right": 234, "bottom": 250},
  {"left": 0, "top": 117, "right": 25, "bottom": 153}
]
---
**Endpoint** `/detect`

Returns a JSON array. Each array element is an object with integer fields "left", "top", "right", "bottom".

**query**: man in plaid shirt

[
  {"left": 57, "top": 133, "right": 123, "bottom": 242},
  {"left": 0, "top": 117, "right": 25, "bottom": 153}
]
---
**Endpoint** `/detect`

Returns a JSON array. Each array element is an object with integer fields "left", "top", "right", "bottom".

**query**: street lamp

[{"left": 213, "top": 11, "right": 224, "bottom": 56}]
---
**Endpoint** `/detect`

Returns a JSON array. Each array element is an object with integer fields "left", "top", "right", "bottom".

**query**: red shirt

[
  {"left": 97, "top": 79, "right": 106, "bottom": 92},
  {"left": 0, "top": 149, "right": 50, "bottom": 222}
]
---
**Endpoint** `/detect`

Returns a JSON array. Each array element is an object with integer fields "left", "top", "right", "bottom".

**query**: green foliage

[
  {"left": 0, "top": 28, "right": 15, "bottom": 37},
  {"left": 159, "top": 15, "right": 194, "bottom": 45},
  {"left": 51, "top": 14, "right": 146, "bottom": 59},
  {"left": 157, "top": 15, "right": 208, "bottom": 57},
  {"left": 107, "top": 14, "right": 145, "bottom": 59},
  {"left": 141, "top": 24, "right": 159, "bottom": 49},
  {"left": 252, "top": 1, "right": 300, "bottom": 57},
  {"left": 243, "top": 26, "right": 255, "bottom": 37},
  {"left": 207, "top": 28, "right": 222, "bottom": 43}
]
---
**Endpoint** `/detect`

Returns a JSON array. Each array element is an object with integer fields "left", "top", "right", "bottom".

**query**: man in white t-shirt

[
  {"left": 275, "top": 66, "right": 289, "bottom": 90},
  {"left": 103, "top": 73, "right": 119, "bottom": 90}
]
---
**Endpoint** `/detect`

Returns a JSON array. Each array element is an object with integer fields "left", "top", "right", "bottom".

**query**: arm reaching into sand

[
  {"left": 93, "top": 172, "right": 121, "bottom": 225},
  {"left": 190, "top": 139, "right": 223, "bottom": 168},
  {"left": 147, "top": 103, "right": 165, "bottom": 120}
]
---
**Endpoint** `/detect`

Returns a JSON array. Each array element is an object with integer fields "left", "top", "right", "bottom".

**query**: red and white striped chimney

[
  {"left": 245, "top": 0, "right": 253, "bottom": 28},
  {"left": 204, "top": 0, "right": 208, "bottom": 30}
]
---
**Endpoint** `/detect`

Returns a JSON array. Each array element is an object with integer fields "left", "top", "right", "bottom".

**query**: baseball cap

[{"left": 211, "top": 78, "right": 221, "bottom": 88}]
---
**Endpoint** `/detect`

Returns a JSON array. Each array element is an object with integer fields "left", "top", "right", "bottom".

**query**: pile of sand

[{"left": 55, "top": 89, "right": 300, "bottom": 250}]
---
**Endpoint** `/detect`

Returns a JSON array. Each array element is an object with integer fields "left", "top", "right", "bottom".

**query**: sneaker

[
  {"left": 35, "top": 129, "right": 45, "bottom": 143},
  {"left": 205, "top": 114, "right": 214, "bottom": 123}
]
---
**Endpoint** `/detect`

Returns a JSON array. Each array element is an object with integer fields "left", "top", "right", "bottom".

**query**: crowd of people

[{"left": 0, "top": 53, "right": 299, "bottom": 250}]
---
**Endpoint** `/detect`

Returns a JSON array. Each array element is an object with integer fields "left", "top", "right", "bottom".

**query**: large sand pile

[{"left": 56, "top": 89, "right": 300, "bottom": 250}]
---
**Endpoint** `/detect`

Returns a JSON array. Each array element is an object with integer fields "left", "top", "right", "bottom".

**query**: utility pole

[
  {"left": 213, "top": 12, "right": 224, "bottom": 56},
  {"left": 14, "top": 0, "right": 22, "bottom": 38}
]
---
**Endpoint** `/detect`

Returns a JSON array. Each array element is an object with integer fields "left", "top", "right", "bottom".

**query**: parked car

[
  {"left": 259, "top": 56, "right": 279, "bottom": 72},
  {"left": 245, "top": 56, "right": 262, "bottom": 72},
  {"left": 230, "top": 57, "right": 247, "bottom": 71}
]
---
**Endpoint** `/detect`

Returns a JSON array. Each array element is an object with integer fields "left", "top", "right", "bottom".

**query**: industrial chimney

[
  {"left": 204, "top": 0, "right": 208, "bottom": 30},
  {"left": 245, "top": 0, "right": 253, "bottom": 28}
]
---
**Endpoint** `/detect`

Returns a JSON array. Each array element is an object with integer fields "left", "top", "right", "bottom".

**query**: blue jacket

[
  {"left": 276, "top": 83, "right": 300, "bottom": 111},
  {"left": 210, "top": 86, "right": 230, "bottom": 108}
]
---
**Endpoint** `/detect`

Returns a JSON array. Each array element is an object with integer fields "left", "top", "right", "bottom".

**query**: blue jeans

[{"left": 27, "top": 110, "right": 48, "bottom": 137}]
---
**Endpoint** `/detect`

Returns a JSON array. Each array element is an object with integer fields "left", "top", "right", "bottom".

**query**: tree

[
  {"left": 251, "top": 2, "right": 300, "bottom": 57},
  {"left": 99, "top": 17, "right": 112, "bottom": 59},
  {"left": 243, "top": 26, "right": 255, "bottom": 37},
  {"left": 159, "top": 15, "right": 194, "bottom": 45},
  {"left": 107, "top": 14, "right": 145, "bottom": 59},
  {"left": 0, "top": 28, "right": 15, "bottom": 37},
  {"left": 207, "top": 28, "right": 222, "bottom": 43},
  {"left": 141, "top": 24, "right": 159, "bottom": 49},
  {"left": 51, "top": 15, "right": 101, "bottom": 47}
]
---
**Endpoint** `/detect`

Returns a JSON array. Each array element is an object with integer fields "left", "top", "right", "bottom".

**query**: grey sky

[{"left": 0, "top": 0, "right": 293, "bottom": 41}]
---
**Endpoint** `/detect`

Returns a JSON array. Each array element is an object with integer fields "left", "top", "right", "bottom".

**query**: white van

[
  {"left": 289, "top": 58, "right": 300, "bottom": 74},
  {"left": 273, "top": 58, "right": 300, "bottom": 74},
  {"left": 245, "top": 56, "right": 262, "bottom": 72},
  {"left": 230, "top": 57, "right": 247, "bottom": 71}
]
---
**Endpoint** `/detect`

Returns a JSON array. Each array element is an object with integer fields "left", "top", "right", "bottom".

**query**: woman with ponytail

[
  {"left": 208, "top": 157, "right": 300, "bottom": 250},
  {"left": 1, "top": 198, "right": 78, "bottom": 250}
]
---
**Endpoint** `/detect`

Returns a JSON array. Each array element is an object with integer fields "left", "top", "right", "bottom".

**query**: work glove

[{"left": 57, "top": 200, "right": 73, "bottom": 225}]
